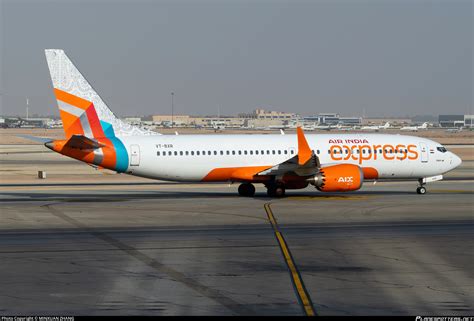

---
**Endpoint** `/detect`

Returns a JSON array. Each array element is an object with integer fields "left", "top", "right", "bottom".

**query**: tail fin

[{"left": 45, "top": 49, "right": 158, "bottom": 139}]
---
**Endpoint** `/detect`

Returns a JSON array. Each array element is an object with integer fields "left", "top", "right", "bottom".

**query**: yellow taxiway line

[{"left": 264, "top": 202, "right": 316, "bottom": 316}]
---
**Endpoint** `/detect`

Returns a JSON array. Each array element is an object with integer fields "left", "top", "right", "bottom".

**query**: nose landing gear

[
  {"left": 416, "top": 186, "right": 427, "bottom": 194},
  {"left": 416, "top": 178, "right": 427, "bottom": 195}
]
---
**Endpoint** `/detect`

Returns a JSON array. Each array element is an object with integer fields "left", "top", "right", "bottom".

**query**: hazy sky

[{"left": 1, "top": 0, "right": 472, "bottom": 118}]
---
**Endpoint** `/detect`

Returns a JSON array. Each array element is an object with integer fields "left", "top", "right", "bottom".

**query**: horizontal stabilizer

[
  {"left": 16, "top": 134, "right": 53, "bottom": 143},
  {"left": 64, "top": 135, "right": 105, "bottom": 150}
]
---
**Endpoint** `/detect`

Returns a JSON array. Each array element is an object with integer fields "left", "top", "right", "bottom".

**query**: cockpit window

[{"left": 437, "top": 146, "right": 447, "bottom": 153}]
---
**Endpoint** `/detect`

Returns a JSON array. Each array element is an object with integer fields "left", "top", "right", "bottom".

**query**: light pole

[{"left": 171, "top": 92, "right": 174, "bottom": 128}]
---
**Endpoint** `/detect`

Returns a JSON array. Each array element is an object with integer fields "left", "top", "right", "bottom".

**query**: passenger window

[
  {"left": 250, "top": 151, "right": 253, "bottom": 155},
  {"left": 180, "top": 151, "right": 183, "bottom": 156},
  {"left": 220, "top": 151, "right": 224, "bottom": 155},
  {"left": 278, "top": 150, "right": 281, "bottom": 155},
  {"left": 208, "top": 151, "right": 211, "bottom": 155},
  {"left": 317, "top": 150, "right": 320, "bottom": 154},
  {"left": 186, "top": 151, "right": 189, "bottom": 156},
  {"left": 238, "top": 151, "right": 242, "bottom": 155},
  {"left": 244, "top": 151, "right": 248, "bottom": 155},
  {"left": 272, "top": 150, "right": 275, "bottom": 155},
  {"left": 157, "top": 151, "right": 160, "bottom": 156},
  {"left": 168, "top": 151, "right": 172, "bottom": 156},
  {"left": 267, "top": 150, "right": 270, "bottom": 154},
  {"left": 232, "top": 151, "right": 235, "bottom": 155},
  {"left": 191, "top": 151, "right": 194, "bottom": 155},
  {"left": 197, "top": 151, "right": 200, "bottom": 155},
  {"left": 290, "top": 150, "right": 294, "bottom": 155},
  {"left": 261, "top": 150, "right": 264, "bottom": 154},
  {"left": 284, "top": 150, "right": 287, "bottom": 154},
  {"left": 255, "top": 150, "right": 259, "bottom": 155},
  {"left": 226, "top": 151, "right": 230, "bottom": 155}
]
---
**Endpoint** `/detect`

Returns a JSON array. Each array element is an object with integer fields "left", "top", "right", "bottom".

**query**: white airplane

[
  {"left": 445, "top": 127, "right": 463, "bottom": 133},
  {"left": 360, "top": 122, "right": 390, "bottom": 131},
  {"left": 25, "top": 50, "right": 462, "bottom": 197},
  {"left": 335, "top": 124, "right": 353, "bottom": 131},
  {"left": 400, "top": 122, "right": 429, "bottom": 132}
]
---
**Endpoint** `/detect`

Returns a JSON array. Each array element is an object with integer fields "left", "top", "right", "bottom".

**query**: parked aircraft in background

[
  {"left": 211, "top": 121, "right": 226, "bottom": 131},
  {"left": 400, "top": 122, "right": 429, "bottom": 132},
  {"left": 24, "top": 50, "right": 462, "bottom": 198},
  {"left": 360, "top": 122, "right": 391, "bottom": 131},
  {"left": 335, "top": 124, "right": 354, "bottom": 131},
  {"left": 445, "top": 127, "right": 463, "bottom": 133}
]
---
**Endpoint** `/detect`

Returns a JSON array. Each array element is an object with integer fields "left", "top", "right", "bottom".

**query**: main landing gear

[
  {"left": 237, "top": 182, "right": 287, "bottom": 198},
  {"left": 238, "top": 183, "right": 255, "bottom": 197},
  {"left": 266, "top": 183, "right": 286, "bottom": 198},
  {"left": 416, "top": 178, "right": 427, "bottom": 195}
]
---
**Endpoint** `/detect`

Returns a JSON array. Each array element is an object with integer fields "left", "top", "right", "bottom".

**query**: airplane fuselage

[{"left": 113, "top": 133, "right": 460, "bottom": 182}]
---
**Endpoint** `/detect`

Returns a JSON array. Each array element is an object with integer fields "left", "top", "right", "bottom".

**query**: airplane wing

[
  {"left": 64, "top": 135, "right": 106, "bottom": 150},
  {"left": 257, "top": 127, "right": 320, "bottom": 177}
]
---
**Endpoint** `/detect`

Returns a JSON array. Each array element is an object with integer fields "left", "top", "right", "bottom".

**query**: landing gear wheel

[
  {"left": 274, "top": 186, "right": 286, "bottom": 197},
  {"left": 416, "top": 186, "right": 427, "bottom": 195},
  {"left": 238, "top": 183, "right": 255, "bottom": 197},
  {"left": 267, "top": 187, "right": 276, "bottom": 197},
  {"left": 266, "top": 185, "right": 286, "bottom": 198}
]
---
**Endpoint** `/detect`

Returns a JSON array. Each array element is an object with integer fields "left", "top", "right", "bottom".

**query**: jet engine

[{"left": 308, "top": 164, "right": 364, "bottom": 192}]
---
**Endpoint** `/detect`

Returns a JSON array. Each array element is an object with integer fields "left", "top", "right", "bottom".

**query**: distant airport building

[
  {"left": 151, "top": 115, "right": 191, "bottom": 125},
  {"left": 464, "top": 115, "right": 473, "bottom": 128},
  {"left": 362, "top": 118, "right": 411, "bottom": 125},
  {"left": 253, "top": 108, "right": 295, "bottom": 120},
  {"left": 304, "top": 113, "right": 362, "bottom": 125},
  {"left": 438, "top": 115, "right": 465, "bottom": 128}
]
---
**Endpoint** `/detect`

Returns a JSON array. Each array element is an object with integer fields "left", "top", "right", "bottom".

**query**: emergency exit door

[{"left": 130, "top": 144, "right": 140, "bottom": 166}]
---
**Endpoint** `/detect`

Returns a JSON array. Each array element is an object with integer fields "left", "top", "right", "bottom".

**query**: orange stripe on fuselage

[
  {"left": 202, "top": 166, "right": 272, "bottom": 182},
  {"left": 54, "top": 88, "right": 91, "bottom": 109}
]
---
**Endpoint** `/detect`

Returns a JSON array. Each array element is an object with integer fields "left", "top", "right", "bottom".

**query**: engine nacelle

[{"left": 308, "top": 164, "right": 364, "bottom": 192}]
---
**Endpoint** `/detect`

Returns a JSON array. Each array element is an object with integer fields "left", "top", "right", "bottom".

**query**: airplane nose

[{"left": 451, "top": 153, "right": 462, "bottom": 169}]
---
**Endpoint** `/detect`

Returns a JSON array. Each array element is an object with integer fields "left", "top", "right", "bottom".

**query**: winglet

[{"left": 297, "top": 127, "right": 312, "bottom": 165}]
